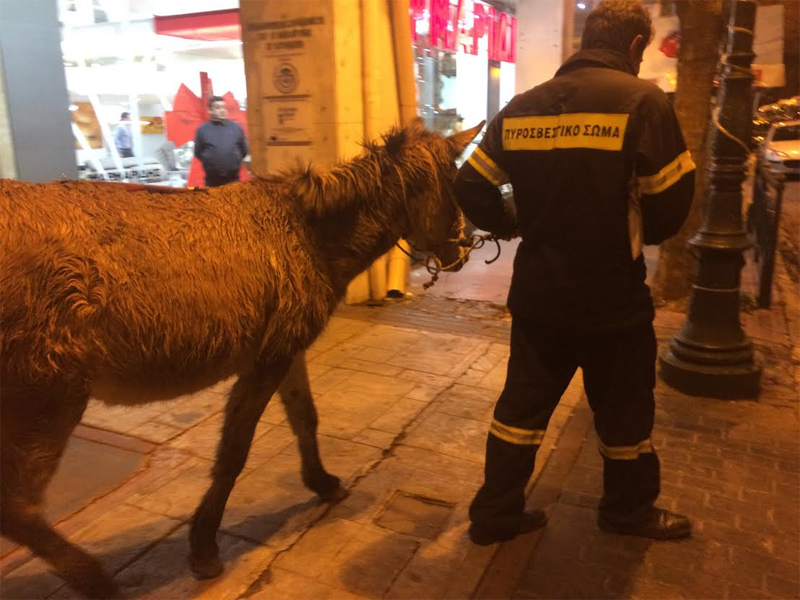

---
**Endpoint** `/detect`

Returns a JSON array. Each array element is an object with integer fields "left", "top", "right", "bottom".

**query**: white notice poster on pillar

[{"left": 250, "top": 15, "right": 326, "bottom": 149}]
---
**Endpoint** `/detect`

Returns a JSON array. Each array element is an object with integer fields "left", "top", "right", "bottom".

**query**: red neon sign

[{"left": 410, "top": 0, "right": 516, "bottom": 63}]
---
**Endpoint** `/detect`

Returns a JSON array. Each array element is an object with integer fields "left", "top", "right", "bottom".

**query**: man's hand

[{"left": 496, "top": 229, "right": 520, "bottom": 242}]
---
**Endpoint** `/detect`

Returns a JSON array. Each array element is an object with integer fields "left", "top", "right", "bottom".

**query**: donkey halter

[
  {"left": 395, "top": 231, "right": 503, "bottom": 290},
  {"left": 391, "top": 142, "right": 503, "bottom": 290}
]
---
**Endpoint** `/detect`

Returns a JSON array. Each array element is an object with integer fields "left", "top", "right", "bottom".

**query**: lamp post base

[{"left": 659, "top": 348, "right": 761, "bottom": 400}]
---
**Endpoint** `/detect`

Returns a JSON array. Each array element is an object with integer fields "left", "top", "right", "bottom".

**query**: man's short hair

[
  {"left": 581, "top": 0, "right": 654, "bottom": 56},
  {"left": 208, "top": 95, "right": 225, "bottom": 109},
  {"left": 120, "top": 111, "right": 130, "bottom": 120}
]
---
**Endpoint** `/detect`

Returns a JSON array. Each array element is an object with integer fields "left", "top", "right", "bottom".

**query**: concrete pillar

[
  {"left": 515, "top": 0, "right": 573, "bottom": 94},
  {"left": 240, "top": 0, "right": 364, "bottom": 175},
  {"left": 360, "top": 0, "right": 402, "bottom": 304},
  {"left": 240, "top": 0, "right": 411, "bottom": 304},
  {"left": 0, "top": 0, "right": 77, "bottom": 182}
]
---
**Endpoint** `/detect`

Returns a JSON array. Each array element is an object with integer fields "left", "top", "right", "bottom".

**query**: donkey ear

[
  {"left": 447, "top": 120, "right": 486, "bottom": 154},
  {"left": 407, "top": 117, "right": 427, "bottom": 135}
]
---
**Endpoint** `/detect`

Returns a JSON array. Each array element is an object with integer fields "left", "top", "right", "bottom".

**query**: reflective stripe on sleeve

[
  {"left": 467, "top": 147, "right": 509, "bottom": 187},
  {"left": 597, "top": 438, "right": 654, "bottom": 460},
  {"left": 638, "top": 150, "right": 696, "bottom": 195},
  {"left": 489, "top": 419, "right": 546, "bottom": 446},
  {"left": 628, "top": 191, "right": 643, "bottom": 260}
]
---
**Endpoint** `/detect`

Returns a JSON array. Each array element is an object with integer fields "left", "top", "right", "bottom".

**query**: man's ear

[{"left": 628, "top": 34, "right": 645, "bottom": 63}]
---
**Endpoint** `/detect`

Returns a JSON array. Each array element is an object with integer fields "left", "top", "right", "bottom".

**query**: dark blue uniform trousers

[{"left": 469, "top": 315, "right": 660, "bottom": 536}]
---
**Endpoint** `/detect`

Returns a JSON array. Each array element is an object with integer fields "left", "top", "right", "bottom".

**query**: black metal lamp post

[{"left": 659, "top": 0, "right": 761, "bottom": 399}]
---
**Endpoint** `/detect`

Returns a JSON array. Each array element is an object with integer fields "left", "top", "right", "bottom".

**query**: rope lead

[{"left": 395, "top": 232, "right": 504, "bottom": 291}]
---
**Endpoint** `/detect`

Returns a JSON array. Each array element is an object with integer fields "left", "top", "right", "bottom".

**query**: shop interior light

[
  {"left": 577, "top": 2, "right": 587, "bottom": 9},
  {"left": 416, "top": 19, "right": 430, "bottom": 36},
  {"left": 68, "top": 104, "right": 79, "bottom": 111}
]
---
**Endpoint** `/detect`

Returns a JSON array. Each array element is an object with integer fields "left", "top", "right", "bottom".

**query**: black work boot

[
  {"left": 469, "top": 509, "right": 548, "bottom": 546},
  {"left": 598, "top": 507, "right": 691, "bottom": 540}
]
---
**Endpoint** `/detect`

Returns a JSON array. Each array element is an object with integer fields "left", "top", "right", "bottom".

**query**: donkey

[{"left": 0, "top": 120, "right": 483, "bottom": 598}]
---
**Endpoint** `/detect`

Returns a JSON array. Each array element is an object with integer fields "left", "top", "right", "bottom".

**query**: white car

[{"left": 760, "top": 120, "right": 800, "bottom": 177}]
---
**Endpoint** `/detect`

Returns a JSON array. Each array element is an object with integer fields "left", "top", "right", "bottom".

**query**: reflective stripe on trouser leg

[
  {"left": 580, "top": 321, "right": 660, "bottom": 523},
  {"left": 599, "top": 440, "right": 660, "bottom": 524},
  {"left": 489, "top": 419, "right": 546, "bottom": 446}
]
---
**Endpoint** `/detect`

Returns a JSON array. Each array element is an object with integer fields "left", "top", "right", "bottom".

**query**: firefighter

[{"left": 455, "top": 0, "right": 695, "bottom": 545}]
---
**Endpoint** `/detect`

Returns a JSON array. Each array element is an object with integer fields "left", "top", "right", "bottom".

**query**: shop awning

[{"left": 153, "top": 9, "right": 241, "bottom": 42}]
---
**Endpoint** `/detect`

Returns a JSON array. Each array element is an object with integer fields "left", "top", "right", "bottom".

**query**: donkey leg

[
  {"left": 1, "top": 507, "right": 118, "bottom": 599},
  {"left": 279, "top": 351, "right": 346, "bottom": 502},
  {"left": 189, "top": 358, "right": 292, "bottom": 579},
  {"left": 0, "top": 381, "right": 119, "bottom": 599}
]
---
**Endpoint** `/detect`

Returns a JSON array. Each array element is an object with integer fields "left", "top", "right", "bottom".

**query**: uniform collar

[{"left": 555, "top": 48, "right": 637, "bottom": 78}]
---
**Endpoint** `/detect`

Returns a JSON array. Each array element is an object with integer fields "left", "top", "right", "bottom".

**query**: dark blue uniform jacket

[{"left": 455, "top": 49, "right": 695, "bottom": 332}]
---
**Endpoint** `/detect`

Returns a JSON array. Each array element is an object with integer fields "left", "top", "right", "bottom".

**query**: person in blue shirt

[
  {"left": 194, "top": 96, "right": 249, "bottom": 187},
  {"left": 113, "top": 112, "right": 133, "bottom": 158}
]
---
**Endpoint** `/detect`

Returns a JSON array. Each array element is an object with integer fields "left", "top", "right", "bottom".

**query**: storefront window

[
  {"left": 411, "top": 0, "right": 516, "bottom": 140},
  {"left": 59, "top": 0, "right": 247, "bottom": 187}
]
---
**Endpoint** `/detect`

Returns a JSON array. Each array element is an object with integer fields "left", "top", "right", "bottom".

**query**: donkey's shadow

[{"left": 2, "top": 497, "right": 326, "bottom": 600}]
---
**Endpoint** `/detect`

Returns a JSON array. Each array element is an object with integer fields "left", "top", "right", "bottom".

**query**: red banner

[{"left": 410, "top": 0, "right": 516, "bottom": 63}]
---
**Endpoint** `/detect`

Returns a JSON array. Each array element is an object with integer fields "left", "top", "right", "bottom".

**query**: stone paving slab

[
  {"left": 327, "top": 453, "right": 479, "bottom": 531},
  {"left": 315, "top": 389, "right": 413, "bottom": 439},
  {"left": 274, "top": 518, "right": 422, "bottom": 598},
  {"left": 126, "top": 457, "right": 216, "bottom": 522},
  {"left": 401, "top": 412, "right": 489, "bottom": 465},
  {"left": 246, "top": 567, "right": 368, "bottom": 600}
]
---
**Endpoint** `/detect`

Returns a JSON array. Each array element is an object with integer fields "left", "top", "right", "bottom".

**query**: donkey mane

[{"left": 267, "top": 123, "right": 449, "bottom": 216}]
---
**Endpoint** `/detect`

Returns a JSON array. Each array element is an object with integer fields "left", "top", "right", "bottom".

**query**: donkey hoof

[
  {"left": 319, "top": 479, "right": 350, "bottom": 502},
  {"left": 319, "top": 484, "right": 349, "bottom": 503},
  {"left": 189, "top": 554, "right": 224, "bottom": 580},
  {"left": 307, "top": 473, "right": 348, "bottom": 502}
]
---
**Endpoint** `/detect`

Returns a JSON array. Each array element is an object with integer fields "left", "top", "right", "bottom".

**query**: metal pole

[{"left": 659, "top": 0, "right": 762, "bottom": 399}]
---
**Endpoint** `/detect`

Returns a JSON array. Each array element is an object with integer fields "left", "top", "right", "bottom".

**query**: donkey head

[
  {"left": 400, "top": 120, "right": 485, "bottom": 272},
  {"left": 285, "top": 119, "right": 485, "bottom": 278}
]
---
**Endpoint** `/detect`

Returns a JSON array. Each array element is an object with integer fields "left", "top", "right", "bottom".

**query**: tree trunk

[
  {"left": 783, "top": 0, "right": 800, "bottom": 96},
  {"left": 760, "top": 0, "right": 800, "bottom": 97},
  {"left": 650, "top": 0, "right": 725, "bottom": 307}
]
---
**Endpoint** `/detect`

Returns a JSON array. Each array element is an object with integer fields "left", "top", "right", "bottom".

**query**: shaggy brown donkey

[{"left": 0, "top": 120, "right": 483, "bottom": 598}]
